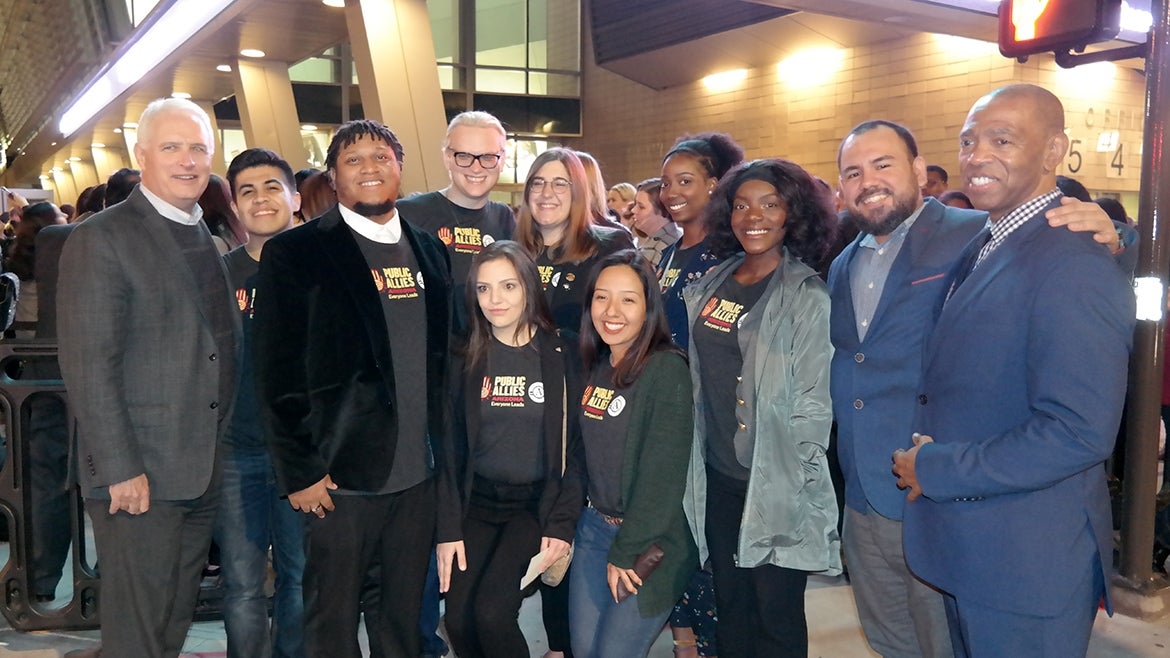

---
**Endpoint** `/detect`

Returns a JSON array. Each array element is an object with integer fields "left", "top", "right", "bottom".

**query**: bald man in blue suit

[{"left": 893, "top": 84, "right": 1135, "bottom": 656}]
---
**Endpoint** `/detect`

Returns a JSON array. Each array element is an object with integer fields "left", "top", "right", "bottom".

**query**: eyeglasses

[
  {"left": 530, "top": 177, "right": 572, "bottom": 194},
  {"left": 448, "top": 150, "right": 502, "bottom": 169}
]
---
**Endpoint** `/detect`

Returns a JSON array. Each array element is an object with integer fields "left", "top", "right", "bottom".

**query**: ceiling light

[
  {"left": 92, "top": 143, "right": 106, "bottom": 148},
  {"left": 123, "top": 122, "right": 138, "bottom": 129},
  {"left": 777, "top": 48, "right": 846, "bottom": 89},
  {"left": 113, "top": 128, "right": 123, "bottom": 134},
  {"left": 171, "top": 91, "right": 192, "bottom": 99},
  {"left": 58, "top": 0, "right": 236, "bottom": 136},
  {"left": 68, "top": 157, "right": 82, "bottom": 162},
  {"left": 50, "top": 141, "right": 58, "bottom": 146},
  {"left": 216, "top": 64, "right": 232, "bottom": 72},
  {"left": 702, "top": 69, "right": 748, "bottom": 93},
  {"left": 51, "top": 167, "right": 63, "bottom": 173},
  {"left": 301, "top": 124, "right": 318, "bottom": 132},
  {"left": 240, "top": 48, "right": 266, "bottom": 58},
  {"left": 322, "top": 0, "right": 345, "bottom": 7},
  {"left": 39, "top": 174, "right": 49, "bottom": 180}
]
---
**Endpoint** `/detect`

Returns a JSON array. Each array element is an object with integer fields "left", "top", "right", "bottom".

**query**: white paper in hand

[{"left": 520, "top": 550, "right": 548, "bottom": 590}]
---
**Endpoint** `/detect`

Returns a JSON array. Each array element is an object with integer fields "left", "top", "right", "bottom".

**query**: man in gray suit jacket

[{"left": 57, "top": 98, "right": 240, "bottom": 657}]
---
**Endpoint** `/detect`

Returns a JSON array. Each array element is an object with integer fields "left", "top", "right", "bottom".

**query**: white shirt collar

[
  {"left": 139, "top": 184, "right": 203, "bottom": 226},
  {"left": 338, "top": 203, "right": 402, "bottom": 244}
]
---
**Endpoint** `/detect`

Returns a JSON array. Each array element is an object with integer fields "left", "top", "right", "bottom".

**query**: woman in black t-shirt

[
  {"left": 436, "top": 240, "right": 584, "bottom": 658},
  {"left": 514, "top": 148, "right": 633, "bottom": 339}
]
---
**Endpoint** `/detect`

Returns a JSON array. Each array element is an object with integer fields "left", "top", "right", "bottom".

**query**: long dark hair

[
  {"left": 464, "top": 240, "right": 555, "bottom": 372},
  {"left": 705, "top": 159, "right": 838, "bottom": 267},
  {"left": 579, "top": 249, "right": 683, "bottom": 388}
]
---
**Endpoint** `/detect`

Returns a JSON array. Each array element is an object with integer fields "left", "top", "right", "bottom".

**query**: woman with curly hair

[{"left": 681, "top": 159, "right": 841, "bottom": 658}]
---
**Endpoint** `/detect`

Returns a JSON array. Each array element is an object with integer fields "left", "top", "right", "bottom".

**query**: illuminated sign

[{"left": 998, "top": 0, "right": 1123, "bottom": 57}]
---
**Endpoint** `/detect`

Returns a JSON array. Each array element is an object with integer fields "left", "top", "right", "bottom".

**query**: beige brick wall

[{"left": 572, "top": 29, "right": 1147, "bottom": 213}]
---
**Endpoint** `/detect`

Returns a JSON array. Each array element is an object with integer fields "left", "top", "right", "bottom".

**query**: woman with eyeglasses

[{"left": 516, "top": 148, "right": 634, "bottom": 343}]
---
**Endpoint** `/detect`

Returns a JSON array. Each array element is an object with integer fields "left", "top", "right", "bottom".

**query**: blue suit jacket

[
  {"left": 829, "top": 199, "right": 986, "bottom": 520},
  {"left": 903, "top": 198, "right": 1135, "bottom": 616}
]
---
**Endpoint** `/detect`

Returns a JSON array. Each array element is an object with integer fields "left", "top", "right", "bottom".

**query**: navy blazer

[
  {"left": 828, "top": 198, "right": 986, "bottom": 520},
  {"left": 254, "top": 206, "right": 453, "bottom": 496},
  {"left": 903, "top": 198, "right": 1135, "bottom": 617}
]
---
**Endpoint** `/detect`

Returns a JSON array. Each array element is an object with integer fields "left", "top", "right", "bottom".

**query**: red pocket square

[{"left": 911, "top": 273, "right": 946, "bottom": 285}]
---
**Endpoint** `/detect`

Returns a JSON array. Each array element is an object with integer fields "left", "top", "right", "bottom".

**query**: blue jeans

[
  {"left": 215, "top": 447, "right": 307, "bottom": 658},
  {"left": 568, "top": 508, "right": 670, "bottom": 658}
]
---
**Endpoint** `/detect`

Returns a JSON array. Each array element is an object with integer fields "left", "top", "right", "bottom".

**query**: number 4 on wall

[{"left": 1108, "top": 143, "right": 1124, "bottom": 178}]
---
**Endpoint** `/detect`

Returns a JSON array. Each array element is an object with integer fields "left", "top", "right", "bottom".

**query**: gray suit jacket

[{"left": 57, "top": 188, "right": 240, "bottom": 500}]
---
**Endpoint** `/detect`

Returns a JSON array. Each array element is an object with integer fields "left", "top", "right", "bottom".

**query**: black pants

[
  {"left": 85, "top": 474, "right": 220, "bottom": 658},
  {"left": 705, "top": 468, "right": 809, "bottom": 658},
  {"left": 445, "top": 477, "right": 543, "bottom": 658},
  {"left": 302, "top": 478, "right": 436, "bottom": 658}
]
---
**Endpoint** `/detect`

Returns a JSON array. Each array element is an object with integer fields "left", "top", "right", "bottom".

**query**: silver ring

[{"left": 311, "top": 505, "right": 321, "bottom": 513}]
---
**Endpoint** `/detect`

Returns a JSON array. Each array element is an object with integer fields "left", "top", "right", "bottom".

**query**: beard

[
  {"left": 354, "top": 199, "right": 396, "bottom": 218},
  {"left": 844, "top": 189, "right": 919, "bottom": 238}
]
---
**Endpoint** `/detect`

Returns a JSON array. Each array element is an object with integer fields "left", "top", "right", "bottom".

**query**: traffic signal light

[{"left": 998, "top": 0, "right": 1123, "bottom": 58}]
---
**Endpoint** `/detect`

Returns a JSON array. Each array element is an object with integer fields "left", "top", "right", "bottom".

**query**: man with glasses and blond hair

[{"left": 398, "top": 111, "right": 516, "bottom": 338}]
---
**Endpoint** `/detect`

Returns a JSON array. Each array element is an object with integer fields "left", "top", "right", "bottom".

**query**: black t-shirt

[
  {"left": 351, "top": 233, "right": 431, "bottom": 494},
  {"left": 475, "top": 336, "right": 546, "bottom": 484},
  {"left": 657, "top": 242, "right": 701, "bottom": 293},
  {"left": 580, "top": 359, "right": 637, "bottom": 516},
  {"left": 396, "top": 191, "right": 515, "bottom": 338},
  {"left": 537, "top": 228, "right": 633, "bottom": 338},
  {"left": 692, "top": 274, "right": 770, "bottom": 481},
  {"left": 223, "top": 246, "right": 262, "bottom": 450}
]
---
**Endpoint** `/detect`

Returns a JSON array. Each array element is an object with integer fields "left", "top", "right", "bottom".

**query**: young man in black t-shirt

[
  {"left": 220, "top": 147, "right": 304, "bottom": 658},
  {"left": 398, "top": 111, "right": 516, "bottom": 338}
]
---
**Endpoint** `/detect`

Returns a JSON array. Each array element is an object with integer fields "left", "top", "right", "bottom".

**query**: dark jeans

[
  {"left": 444, "top": 477, "right": 543, "bottom": 658},
  {"left": 214, "top": 447, "right": 306, "bottom": 658},
  {"left": 28, "top": 393, "right": 71, "bottom": 600},
  {"left": 705, "top": 468, "right": 809, "bottom": 658},
  {"left": 302, "top": 479, "right": 436, "bottom": 658}
]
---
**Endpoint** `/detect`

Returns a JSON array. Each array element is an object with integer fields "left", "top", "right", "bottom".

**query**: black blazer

[
  {"left": 254, "top": 206, "right": 453, "bottom": 495},
  {"left": 438, "top": 330, "right": 585, "bottom": 544}
]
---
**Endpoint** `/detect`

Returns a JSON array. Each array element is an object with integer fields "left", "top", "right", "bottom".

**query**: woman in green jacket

[
  {"left": 682, "top": 159, "right": 841, "bottom": 658},
  {"left": 568, "top": 250, "right": 698, "bottom": 658}
]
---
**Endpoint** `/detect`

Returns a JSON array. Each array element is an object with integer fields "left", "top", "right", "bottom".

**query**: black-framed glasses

[
  {"left": 448, "top": 150, "right": 502, "bottom": 169},
  {"left": 530, "top": 177, "right": 572, "bottom": 194}
]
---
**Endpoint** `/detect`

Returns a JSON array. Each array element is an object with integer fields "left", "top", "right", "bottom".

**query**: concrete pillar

[
  {"left": 231, "top": 61, "right": 308, "bottom": 171},
  {"left": 194, "top": 100, "right": 231, "bottom": 177},
  {"left": 345, "top": 0, "right": 447, "bottom": 195},
  {"left": 69, "top": 159, "right": 99, "bottom": 192},
  {"left": 51, "top": 169, "right": 77, "bottom": 208},
  {"left": 91, "top": 146, "right": 130, "bottom": 182}
]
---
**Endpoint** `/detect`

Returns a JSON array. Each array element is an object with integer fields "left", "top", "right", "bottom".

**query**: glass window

[
  {"left": 290, "top": 58, "right": 340, "bottom": 84},
  {"left": 498, "top": 137, "right": 551, "bottom": 185},
  {"left": 220, "top": 128, "right": 247, "bottom": 169},
  {"left": 430, "top": 0, "right": 461, "bottom": 65},
  {"left": 476, "top": 0, "right": 528, "bottom": 68},
  {"left": 125, "top": 0, "right": 162, "bottom": 26}
]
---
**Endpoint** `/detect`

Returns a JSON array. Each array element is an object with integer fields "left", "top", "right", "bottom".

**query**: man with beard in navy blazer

[
  {"left": 830, "top": 119, "right": 1121, "bottom": 658},
  {"left": 254, "top": 119, "right": 453, "bottom": 658},
  {"left": 893, "top": 84, "right": 1135, "bottom": 656}
]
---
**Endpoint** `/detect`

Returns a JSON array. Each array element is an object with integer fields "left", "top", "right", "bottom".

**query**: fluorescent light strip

[{"left": 58, "top": 0, "right": 237, "bottom": 136}]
